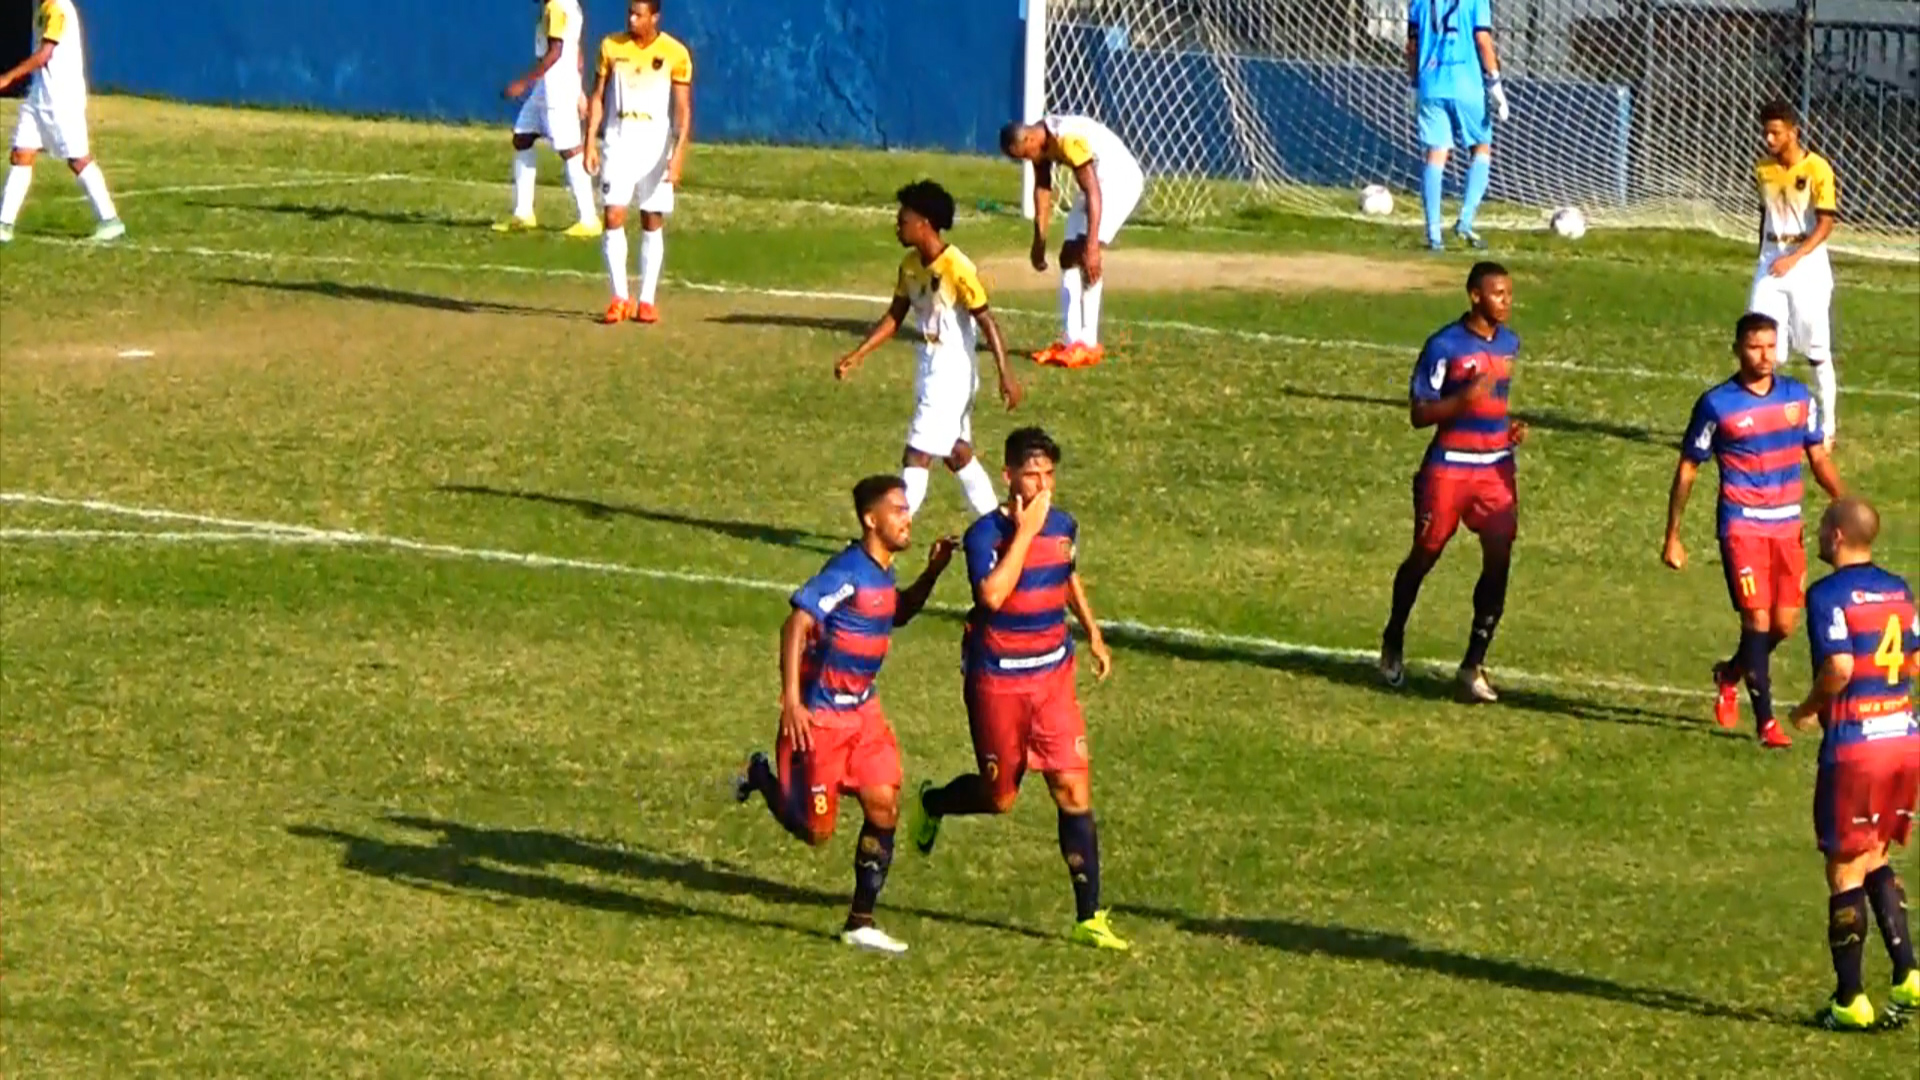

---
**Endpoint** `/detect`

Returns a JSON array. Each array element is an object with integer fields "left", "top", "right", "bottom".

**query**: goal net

[{"left": 1037, "top": 0, "right": 1920, "bottom": 260}]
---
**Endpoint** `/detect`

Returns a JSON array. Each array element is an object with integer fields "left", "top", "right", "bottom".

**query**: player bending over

[
  {"left": 836, "top": 180, "right": 1021, "bottom": 521},
  {"left": 908, "top": 427, "right": 1129, "bottom": 951},
  {"left": 584, "top": 0, "right": 691, "bottom": 325},
  {"left": 1407, "top": 0, "right": 1508, "bottom": 251},
  {"left": 734, "top": 475, "right": 957, "bottom": 954},
  {"left": 0, "top": 0, "right": 123, "bottom": 244},
  {"left": 493, "top": 0, "right": 601, "bottom": 238},
  {"left": 1379, "top": 262, "right": 1526, "bottom": 702},
  {"left": 1787, "top": 498, "right": 1919, "bottom": 1030},
  {"left": 1751, "top": 100, "right": 1841, "bottom": 444},
  {"left": 1000, "top": 115, "right": 1144, "bottom": 366},
  {"left": 1663, "top": 312, "right": 1844, "bottom": 748}
]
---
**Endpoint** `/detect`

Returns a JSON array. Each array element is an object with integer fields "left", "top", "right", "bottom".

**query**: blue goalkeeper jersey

[{"left": 1410, "top": 0, "right": 1493, "bottom": 102}]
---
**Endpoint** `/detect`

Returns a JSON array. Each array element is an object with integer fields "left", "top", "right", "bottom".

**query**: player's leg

[
  {"left": 1456, "top": 471, "right": 1517, "bottom": 702},
  {"left": 41, "top": 102, "right": 118, "bottom": 240},
  {"left": 1452, "top": 99, "right": 1493, "bottom": 247},
  {"left": 1030, "top": 669, "right": 1127, "bottom": 949},
  {"left": 902, "top": 366, "right": 966, "bottom": 516},
  {"left": 1715, "top": 534, "right": 1789, "bottom": 744},
  {"left": 1868, "top": 757, "right": 1920, "bottom": 1021},
  {"left": 1055, "top": 234, "right": 1088, "bottom": 355},
  {"left": 1815, "top": 761, "right": 1889, "bottom": 1030},
  {"left": 598, "top": 158, "right": 640, "bottom": 322},
  {"left": 0, "top": 108, "right": 43, "bottom": 241},
  {"left": 1415, "top": 101, "right": 1454, "bottom": 250},
  {"left": 1380, "top": 470, "right": 1458, "bottom": 684},
  {"left": 631, "top": 153, "right": 675, "bottom": 322},
  {"left": 543, "top": 98, "right": 599, "bottom": 237},
  {"left": 1073, "top": 163, "right": 1142, "bottom": 358},
  {"left": 944, "top": 395, "right": 999, "bottom": 518},
  {"left": 497, "top": 93, "right": 544, "bottom": 231},
  {"left": 841, "top": 707, "right": 907, "bottom": 951},
  {"left": 1791, "top": 273, "right": 1839, "bottom": 445},
  {"left": 913, "top": 681, "right": 1028, "bottom": 855}
]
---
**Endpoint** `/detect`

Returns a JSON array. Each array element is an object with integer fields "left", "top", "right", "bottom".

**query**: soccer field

[{"left": 3, "top": 97, "right": 1918, "bottom": 1076}]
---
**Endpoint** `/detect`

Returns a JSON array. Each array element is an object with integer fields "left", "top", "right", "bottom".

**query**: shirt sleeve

[
  {"left": 965, "top": 520, "right": 1001, "bottom": 588},
  {"left": 1807, "top": 587, "right": 1850, "bottom": 669},
  {"left": 1801, "top": 386, "right": 1826, "bottom": 448},
  {"left": 892, "top": 260, "right": 910, "bottom": 301},
  {"left": 790, "top": 566, "right": 854, "bottom": 621},
  {"left": 41, "top": 3, "right": 66, "bottom": 43},
  {"left": 543, "top": 1, "right": 567, "bottom": 40},
  {"left": 1680, "top": 394, "right": 1718, "bottom": 464},
  {"left": 671, "top": 42, "right": 693, "bottom": 84},
  {"left": 596, "top": 38, "right": 614, "bottom": 80},
  {"left": 1409, "top": 339, "right": 1448, "bottom": 403},
  {"left": 952, "top": 260, "right": 990, "bottom": 313},
  {"left": 1473, "top": 0, "right": 1493, "bottom": 32},
  {"left": 1812, "top": 159, "right": 1838, "bottom": 214}
]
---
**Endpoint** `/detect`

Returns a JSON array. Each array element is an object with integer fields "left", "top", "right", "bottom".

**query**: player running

[
  {"left": 493, "top": 0, "right": 601, "bottom": 238},
  {"left": 1378, "top": 262, "right": 1526, "bottom": 703},
  {"left": 0, "top": 0, "right": 123, "bottom": 244},
  {"left": 907, "top": 427, "right": 1129, "bottom": 951},
  {"left": 584, "top": 0, "right": 692, "bottom": 325},
  {"left": 1407, "top": 0, "right": 1509, "bottom": 251},
  {"left": 1787, "top": 498, "right": 1920, "bottom": 1030},
  {"left": 1000, "top": 115, "right": 1144, "bottom": 367},
  {"left": 1751, "top": 100, "right": 1841, "bottom": 445},
  {"left": 734, "top": 475, "right": 957, "bottom": 954},
  {"left": 836, "top": 180, "right": 1020, "bottom": 522},
  {"left": 1663, "top": 311, "right": 1844, "bottom": 748}
]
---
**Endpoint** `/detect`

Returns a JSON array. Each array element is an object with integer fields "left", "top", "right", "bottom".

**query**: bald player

[{"left": 1788, "top": 498, "right": 1920, "bottom": 1030}]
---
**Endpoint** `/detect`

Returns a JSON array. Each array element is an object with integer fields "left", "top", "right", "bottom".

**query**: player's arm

[
  {"left": 583, "top": 48, "right": 612, "bottom": 173},
  {"left": 1030, "top": 163, "right": 1054, "bottom": 271},
  {"left": 834, "top": 295, "right": 909, "bottom": 380},
  {"left": 1072, "top": 161, "right": 1105, "bottom": 283},
  {"left": 1805, "top": 441, "right": 1845, "bottom": 501},
  {"left": 1663, "top": 397, "right": 1716, "bottom": 569},
  {"left": 666, "top": 74, "right": 693, "bottom": 185},
  {"left": 1473, "top": 0, "right": 1509, "bottom": 120},
  {"left": 1790, "top": 653, "right": 1853, "bottom": 731},
  {"left": 1066, "top": 571, "right": 1113, "bottom": 681},
  {"left": 894, "top": 537, "right": 957, "bottom": 626},
  {"left": 0, "top": 36, "right": 56, "bottom": 93},
  {"left": 1406, "top": 344, "right": 1491, "bottom": 429},
  {"left": 778, "top": 606, "right": 816, "bottom": 750},
  {"left": 971, "top": 494, "right": 1052, "bottom": 612},
  {"left": 954, "top": 261, "right": 1021, "bottom": 411},
  {"left": 507, "top": 38, "right": 565, "bottom": 99}
]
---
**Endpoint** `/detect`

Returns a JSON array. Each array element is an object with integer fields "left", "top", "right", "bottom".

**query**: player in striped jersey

[
  {"left": 1379, "top": 262, "right": 1526, "bottom": 703},
  {"left": 1665, "top": 312, "right": 1844, "bottom": 748},
  {"left": 908, "top": 427, "right": 1128, "bottom": 951},
  {"left": 734, "top": 475, "right": 958, "bottom": 954},
  {"left": 1788, "top": 498, "right": 1920, "bottom": 1030}
]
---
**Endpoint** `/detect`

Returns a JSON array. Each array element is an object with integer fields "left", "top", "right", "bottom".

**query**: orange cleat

[
  {"left": 1030, "top": 342, "right": 1068, "bottom": 365},
  {"left": 1758, "top": 718, "right": 1793, "bottom": 749},
  {"left": 1711, "top": 662, "right": 1740, "bottom": 728},
  {"left": 600, "top": 298, "right": 636, "bottom": 324},
  {"left": 1060, "top": 342, "right": 1106, "bottom": 368},
  {"left": 633, "top": 301, "right": 659, "bottom": 324}
]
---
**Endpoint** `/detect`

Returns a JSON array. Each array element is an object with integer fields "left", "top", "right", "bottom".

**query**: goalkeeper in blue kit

[{"left": 1408, "top": 0, "right": 1510, "bottom": 251}]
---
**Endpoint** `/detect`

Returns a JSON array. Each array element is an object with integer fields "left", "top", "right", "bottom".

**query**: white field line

[
  {"left": 0, "top": 491, "right": 1700, "bottom": 702},
  {"left": 25, "top": 235, "right": 1919, "bottom": 402},
  {"left": 77, "top": 174, "right": 412, "bottom": 201}
]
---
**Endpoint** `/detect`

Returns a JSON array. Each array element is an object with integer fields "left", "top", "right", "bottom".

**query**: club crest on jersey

[
  {"left": 652, "top": 57, "right": 664, "bottom": 70},
  {"left": 1784, "top": 402, "right": 1802, "bottom": 425},
  {"left": 1795, "top": 175, "right": 1808, "bottom": 191}
]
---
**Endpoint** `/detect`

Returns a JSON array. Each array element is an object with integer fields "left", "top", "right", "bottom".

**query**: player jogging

[
  {"left": 836, "top": 180, "right": 1021, "bottom": 522},
  {"left": 1787, "top": 498, "right": 1920, "bottom": 1030},
  {"left": 0, "top": 0, "right": 123, "bottom": 244},
  {"left": 1378, "top": 262, "right": 1526, "bottom": 703},
  {"left": 1751, "top": 100, "right": 1841, "bottom": 445},
  {"left": 908, "top": 427, "right": 1129, "bottom": 951},
  {"left": 1663, "top": 311, "right": 1844, "bottom": 748},
  {"left": 1407, "top": 0, "right": 1509, "bottom": 251},
  {"left": 584, "top": 0, "right": 691, "bottom": 325},
  {"left": 734, "top": 475, "right": 957, "bottom": 954},
  {"left": 493, "top": 0, "right": 601, "bottom": 238},
  {"left": 1000, "top": 115, "right": 1144, "bottom": 367}
]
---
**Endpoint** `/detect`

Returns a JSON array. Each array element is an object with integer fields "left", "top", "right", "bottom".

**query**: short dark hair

[
  {"left": 999, "top": 121, "right": 1029, "bottom": 155},
  {"left": 1759, "top": 99, "right": 1798, "bottom": 127},
  {"left": 1003, "top": 427, "right": 1062, "bottom": 468},
  {"left": 1734, "top": 310, "right": 1778, "bottom": 346},
  {"left": 1466, "top": 261, "right": 1509, "bottom": 294},
  {"left": 852, "top": 475, "right": 904, "bottom": 519},
  {"left": 896, "top": 179, "right": 956, "bottom": 232}
]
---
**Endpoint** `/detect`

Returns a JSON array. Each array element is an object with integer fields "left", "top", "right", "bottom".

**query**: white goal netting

[{"left": 1040, "top": 0, "right": 1920, "bottom": 260}]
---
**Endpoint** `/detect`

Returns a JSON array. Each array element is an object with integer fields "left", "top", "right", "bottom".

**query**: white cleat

[
  {"left": 0, "top": 223, "right": 13, "bottom": 243},
  {"left": 840, "top": 924, "right": 909, "bottom": 954},
  {"left": 1458, "top": 665, "right": 1499, "bottom": 704},
  {"left": 89, "top": 218, "right": 126, "bottom": 243}
]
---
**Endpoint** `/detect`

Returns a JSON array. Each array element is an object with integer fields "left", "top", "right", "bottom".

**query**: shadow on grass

[
  {"left": 188, "top": 198, "right": 483, "bottom": 231},
  {"left": 434, "top": 483, "right": 846, "bottom": 555},
  {"left": 706, "top": 312, "right": 876, "bottom": 339},
  {"left": 1271, "top": 386, "right": 1676, "bottom": 448},
  {"left": 1117, "top": 903, "right": 1793, "bottom": 1026},
  {"left": 214, "top": 277, "right": 583, "bottom": 319}
]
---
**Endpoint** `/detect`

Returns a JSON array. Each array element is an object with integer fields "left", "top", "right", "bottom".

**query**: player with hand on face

[
  {"left": 1379, "top": 262, "right": 1526, "bottom": 703},
  {"left": 1664, "top": 312, "right": 1844, "bottom": 748},
  {"left": 734, "top": 475, "right": 958, "bottom": 954},
  {"left": 1750, "top": 100, "right": 1841, "bottom": 446},
  {"left": 836, "top": 180, "right": 1020, "bottom": 522},
  {"left": 1787, "top": 498, "right": 1920, "bottom": 1031},
  {"left": 493, "top": 0, "right": 601, "bottom": 238}
]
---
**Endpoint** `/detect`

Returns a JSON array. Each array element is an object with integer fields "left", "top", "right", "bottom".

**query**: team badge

[
  {"left": 1795, "top": 175, "right": 1808, "bottom": 191},
  {"left": 652, "top": 57, "right": 664, "bottom": 70},
  {"left": 1784, "top": 402, "right": 1802, "bottom": 425}
]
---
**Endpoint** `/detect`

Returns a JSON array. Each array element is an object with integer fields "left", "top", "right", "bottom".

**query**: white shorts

[
  {"left": 600, "top": 141, "right": 675, "bottom": 214},
  {"left": 513, "top": 84, "right": 584, "bottom": 151},
  {"left": 1748, "top": 252, "right": 1834, "bottom": 364},
  {"left": 12, "top": 95, "right": 89, "bottom": 160},
  {"left": 905, "top": 358, "right": 979, "bottom": 458},
  {"left": 1064, "top": 160, "right": 1143, "bottom": 246}
]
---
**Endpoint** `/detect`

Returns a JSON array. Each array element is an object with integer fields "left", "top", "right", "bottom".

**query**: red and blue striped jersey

[
  {"left": 1410, "top": 318, "right": 1519, "bottom": 475},
  {"left": 963, "top": 507, "right": 1077, "bottom": 684},
  {"left": 1682, "top": 375, "right": 1823, "bottom": 539},
  {"left": 789, "top": 544, "right": 897, "bottom": 720},
  {"left": 1807, "top": 564, "right": 1919, "bottom": 766}
]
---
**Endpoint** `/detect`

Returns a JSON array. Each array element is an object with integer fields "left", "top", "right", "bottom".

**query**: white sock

[
  {"left": 1811, "top": 359, "right": 1838, "bottom": 438},
  {"left": 1081, "top": 276, "right": 1105, "bottom": 347},
  {"left": 955, "top": 459, "right": 999, "bottom": 517},
  {"left": 902, "top": 466, "right": 931, "bottom": 516},
  {"left": 602, "top": 225, "right": 630, "bottom": 300},
  {"left": 75, "top": 162, "right": 116, "bottom": 222},
  {"left": 1059, "top": 269, "right": 1084, "bottom": 345},
  {"left": 563, "top": 154, "right": 595, "bottom": 224},
  {"left": 0, "top": 164, "right": 31, "bottom": 226},
  {"left": 511, "top": 149, "right": 537, "bottom": 219},
  {"left": 638, "top": 228, "right": 664, "bottom": 304}
]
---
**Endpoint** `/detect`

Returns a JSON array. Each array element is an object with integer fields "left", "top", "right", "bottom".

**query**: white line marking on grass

[
  {"left": 116, "top": 348, "right": 156, "bottom": 359},
  {"left": 0, "top": 491, "right": 1702, "bottom": 703},
  {"left": 69, "top": 174, "right": 411, "bottom": 201}
]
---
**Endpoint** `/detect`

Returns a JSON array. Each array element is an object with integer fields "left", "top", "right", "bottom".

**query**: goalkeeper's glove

[{"left": 1486, "top": 74, "right": 1511, "bottom": 122}]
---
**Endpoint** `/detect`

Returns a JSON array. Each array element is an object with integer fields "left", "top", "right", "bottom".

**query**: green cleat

[
  {"left": 1884, "top": 969, "right": 1920, "bottom": 1028},
  {"left": 908, "top": 779, "right": 941, "bottom": 856},
  {"left": 1814, "top": 993, "right": 1876, "bottom": 1032},
  {"left": 1071, "top": 909, "right": 1131, "bottom": 952}
]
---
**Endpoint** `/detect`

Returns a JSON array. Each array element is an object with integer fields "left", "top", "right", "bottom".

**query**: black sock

[
  {"left": 1865, "top": 865, "right": 1918, "bottom": 982},
  {"left": 1829, "top": 887, "right": 1869, "bottom": 1002},
  {"left": 1057, "top": 810, "right": 1101, "bottom": 922},
  {"left": 1738, "top": 628, "right": 1774, "bottom": 726},
  {"left": 845, "top": 822, "right": 895, "bottom": 930},
  {"left": 1383, "top": 553, "right": 1434, "bottom": 652},
  {"left": 1461, "top": 552, "right": 1510, "bottom": 670},
  {"left": 923, "top": 774, "right": 998, "bottom": 818},
  {"left": 756, "top": 754, "right": 815, "bottom": 843}
]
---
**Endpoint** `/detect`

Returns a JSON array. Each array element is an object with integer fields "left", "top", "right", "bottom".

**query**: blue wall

[{"left": 82, "top": 0, "right": 1023, "bottom": 155}]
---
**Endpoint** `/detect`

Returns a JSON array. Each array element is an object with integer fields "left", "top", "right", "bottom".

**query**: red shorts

[
  {"left": 1815, "top": 746, "right": 1920, "bottom": 856},
  {"left": 1719, "top": 532, "right": 1806, "bottom": 613},
  {"left": 1413, "top": 465, "right": 1517, "bottom": 554},
  {"left": 966, "top": 661, "right": 1089, "bottom": 801},
  {"left": 774, "top": 700, "right": 902, "bottom": 836}
]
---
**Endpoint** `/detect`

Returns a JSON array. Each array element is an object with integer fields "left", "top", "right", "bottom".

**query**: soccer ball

[
  {"left": 1550, "top": 207, "right": 1587, "bottom": 240},
  {"left": 1358, "top": 184, "right": 1394, "bottom": 217}
]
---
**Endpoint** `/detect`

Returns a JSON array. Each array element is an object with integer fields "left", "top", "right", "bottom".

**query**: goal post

[{"left": 1026, "top": 0, "right": 1918, "bottom": 261}]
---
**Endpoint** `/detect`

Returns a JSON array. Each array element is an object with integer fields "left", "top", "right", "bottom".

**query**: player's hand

[
  {"left": 1464, "top": 370, "right": 1497, "bottom": 402},
  {"left": 585, "top": 145, "right": 601, "bottom": 177},
  {"left": 666, "top": 157, "right": 683, "bottom": 187},
  {"left": 505, "top": 79, "right": 532, "bottom": 101},
  {"left": 1082, "top": 245, "right": 1103, "bottom": 286},
  {"left": 1790, "top": 701, "right": 1822, "bottom": 732},
  {"left": 779, "top": 698, "right": 814, "bottom": 752},
  {"left": 1769, "top": 252, "right": 1800, "bottom": 278},
  {"left": 577, "top": 94, "right": 590, "bottom": 121},
  {"left": 1508, "top": 420, "right": 1530, "bottom": 447},
  {"left": 1088, "top": 634, "right": 1113, "bottom": 681},
  {"left": 998, "top": 372, "right": 1024, "bottom": 411},
  {"left": 1030, "top": 235, "right": 1049, "bottom": 273},
  {"left": 834, "top": 352, "right": 862, "bottom": 381},
  {"left": 1487, "top": 76, "right": 1511, "bottom": 123},
  {"left": 1012, "top": 488, "right": 1052, "bottom": 535},
  {"left": 926, "top": 535, "right": 958, "bottom": 574},
  {"left": 1661, "top": 534, "right": 1687, "bottom": 571}
]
